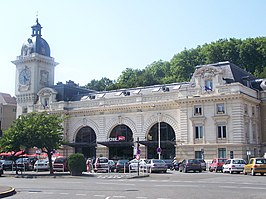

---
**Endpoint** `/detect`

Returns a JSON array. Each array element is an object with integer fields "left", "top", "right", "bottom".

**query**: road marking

[
  {"left": 94, "top": 195, "right": 106, "bottom": 197},
  {"left": 113, "top": 196, "right": 126, "bottom": 198},
  {"left": 76, "top": 193, "right": 87, "bottom": 196},
  {"left": 43, "top": 192, "right": 54, "bottom": 194},
  {"left": 155, "top": 184, "right": 198, "bottom": 187},
  {"left": 96, "top": 182, "right": 135, "bottom": 186},
  {"left": 59, "top": 192, "right": 69, "bottom": 195},
  {"left": 136, "top": 197, "right": 148, "bottom": 199}
]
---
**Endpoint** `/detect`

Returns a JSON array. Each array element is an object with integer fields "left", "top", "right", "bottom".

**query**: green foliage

[
  {"left": 84, "top": 37, "right": 266, "bottom": 90},
  {"left": 0, "top": 111, "right": 65, "bottom": 174},
  {"left": 68, "top": 153, "right": 86, "bottom": 175}
]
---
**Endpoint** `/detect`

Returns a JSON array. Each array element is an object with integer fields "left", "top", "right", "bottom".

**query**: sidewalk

[{"left": 0, "top": 185, "right": 16, "bottom": 198}]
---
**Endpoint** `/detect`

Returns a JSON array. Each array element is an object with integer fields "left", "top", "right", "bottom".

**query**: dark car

[
  {"left": 179, "top": 159, "right": 202, "bottom": 173},
  {"left": 115, "top": 159, "right": 130, "bottom": 173},
  {"left": 0, "top": 163, "right": 3, "bottom": 176},
  {"left": 197, "top": 159, "right": 207, "bottom": 171},
  {"left": 14, "top": 158, "right": 34, "bottom": 171},
  {"left": 53, "top": 157, "right": 69, "bottom": 172},
  {"left": 108, "top": 160, "right": 116, "bottom": 172},
  {"left": 162, "top": 159, "right": 174, "bottom": 169},
  {"left": 0, "top": 160, "right": 15, "bottom": 171}
]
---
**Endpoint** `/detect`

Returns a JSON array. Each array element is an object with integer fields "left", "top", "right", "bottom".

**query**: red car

[{"left": 209, "top": 158, "right": 227, "bottom": 172}]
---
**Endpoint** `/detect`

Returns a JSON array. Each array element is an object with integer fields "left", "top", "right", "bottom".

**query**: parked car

[
  {"left": 0, "top": 160, "right": 15, "bottom": 171},
  {"left": 0, "top": 163, "right": 3, "bottom": 176},
  {"left": 15, "top": 158, "right": 34, "bottom": 171},
  {"left": 222, "top": 158, "right": 246, "bottom": 174},
  {"left": 197, "top": 159, "right": 207, "bottom": 171},
  {"left": 145, "top": 159, "right": 168, "bottom": 173},
  {"left": 34, "top": 159, "right": 50, "bottom": 171},
  {"left": 162, "top": 159, "right": 174, "bottom": 169},
  {"left": 244, "top": 158, "right": 266, "bottom": 176},
  {"left": 94, "top": 157, "right": 109, "bottom": 173},
  {"left": 209, "top": 158, "right": 227, "bottom": 172},
  {"left": 108, "top": 160, "right": 116, "bottom": 172},
  {"left": 53, "top": 157, "right": 68, "bottom": 172},
  {"left": 115, "top": 159, "right": 130, "bottom": 173},
  {"left": 179, "top": 159, "right": 202, "bottom": 173}
]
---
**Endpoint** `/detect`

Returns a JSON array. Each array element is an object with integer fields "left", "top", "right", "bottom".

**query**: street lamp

[{"left": 157, "top": 113, "right": 161, "bottom": 159}]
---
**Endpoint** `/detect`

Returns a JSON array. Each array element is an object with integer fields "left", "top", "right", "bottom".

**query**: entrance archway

[
  {"left": 145, "top": 122, "right": 176, "bottom": 159},
  {"left": 72, "top": 126, "right": 97, "bottom": 159},
  {"left": 108, "top": 125, "right": 133, "bottom": 160}
]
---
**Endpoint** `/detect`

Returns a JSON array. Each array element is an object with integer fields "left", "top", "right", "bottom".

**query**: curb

[{"left": 0, "top": 187, "right": 16, "bottom": 198}]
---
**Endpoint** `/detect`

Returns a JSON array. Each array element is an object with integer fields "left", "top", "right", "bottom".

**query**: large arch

[
  {"left": 69, "top": 125, "right": 97, "bottom": 159},
  {"left": 142, "top": 114, "right": 177, "bottom": 159}
]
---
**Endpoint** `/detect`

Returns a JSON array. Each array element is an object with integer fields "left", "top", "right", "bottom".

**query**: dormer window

[
  {"left": 194, "top": 105, "right": 202, "bottom": 116},
  {"left": 205, "top": 79, "right": 213, "bottom": 91},
  {"left": 216, "top": 103, "right": 225, "bottom": 114}
]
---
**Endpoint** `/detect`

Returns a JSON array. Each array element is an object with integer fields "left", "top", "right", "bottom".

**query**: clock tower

[{"left": 12, "top": 18, "right": 58, "bottom": 117}]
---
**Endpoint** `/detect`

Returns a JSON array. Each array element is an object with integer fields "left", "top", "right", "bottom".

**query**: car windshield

[
  {"left": 256, "top": 159, "right": 266, "bottom": 164},
  {"left": 118, "top": 160, "right": 129, "bottom": 164},
  {"left": 54, "top": 158, "right": 65, "bottom": 163},
  {"left": 232, "top": 159, "right": 245, "bottom": 164},
  {"left": 152, "top": 159, "right": 165, "bottom": 164},
  {"left": 99, "top": 158, "right": 108, "bottom": 163},
  {"left": 188, "top": 159, "right": 198, "bottom": 163},
  {"left": 218, "top": 159, "right": 226, "bottom": 163}
]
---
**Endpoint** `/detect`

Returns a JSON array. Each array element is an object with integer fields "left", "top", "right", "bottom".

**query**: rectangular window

[
  {"left": 216, "top": 103, "right": 225, "bottom": 114},
  {"left": 205, "top": 79, "right": 213, "bottom": 91},
  {"left": 194, "top": 105, "right": 202, "bottom": 116},
  {"left": 195, "top": 151, "right": 202, "bottom": 159},
  {"left": 218, "top": 125, "right": 226, "bottom": 138},
  {"left": 218, "top": 148, "right": 226, "bottom": 158},
  {"left": 244, "top": 104, "right": 248, "bottom": 114},
  {"left": 252, "top": 106, "right": 255, "bottom": 116},
  {"left": 195, "top": 126, "right": 203, "bottom": 139}
]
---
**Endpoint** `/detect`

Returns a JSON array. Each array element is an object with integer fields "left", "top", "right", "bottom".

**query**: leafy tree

[
  {"left": 84, "top": 37, "right": 266, "bottom": 90},
  {"left": 0, "top": 112, "right": 65, "bottom": 174}
]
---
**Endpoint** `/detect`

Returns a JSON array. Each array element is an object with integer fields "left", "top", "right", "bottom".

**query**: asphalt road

[{"left": 0, "top": 171, "right": 265, "bottom": 199}]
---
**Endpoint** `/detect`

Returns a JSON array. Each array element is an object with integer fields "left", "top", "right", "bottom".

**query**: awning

[
  {"left": 139, "top": 140, "right": 176, "bottom": 146},
  {"left": 97, "top": 141, "right": 134, "bottom": 147},
  {"left": 68, "top": 142, "right": 97, "bottom": 147}
]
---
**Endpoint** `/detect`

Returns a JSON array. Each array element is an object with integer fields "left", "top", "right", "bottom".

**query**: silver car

[{"left": 145, "top": 159, "right": 168, "bottom": 173}]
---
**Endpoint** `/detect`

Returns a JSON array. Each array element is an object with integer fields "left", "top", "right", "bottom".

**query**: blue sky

[{"left": 0, "top": 0, "right": 265, "bottom": 96}]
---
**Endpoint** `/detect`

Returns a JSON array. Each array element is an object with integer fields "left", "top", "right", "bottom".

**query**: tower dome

[{"left": 21, "top": 18, "right": 51, "bottom": 57}]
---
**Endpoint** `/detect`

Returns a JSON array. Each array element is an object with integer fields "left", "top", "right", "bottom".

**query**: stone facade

[{"left": 13, "top": 19, "right": 266, "bottom": 162}]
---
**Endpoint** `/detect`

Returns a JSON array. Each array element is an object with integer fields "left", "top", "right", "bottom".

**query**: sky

[{"left": 0, "top": 0, "right": 265, "bottom": 96}]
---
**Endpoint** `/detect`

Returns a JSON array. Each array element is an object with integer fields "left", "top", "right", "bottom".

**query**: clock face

[{"left": 19, "top": 68, "right": 31, "bottom": 85}]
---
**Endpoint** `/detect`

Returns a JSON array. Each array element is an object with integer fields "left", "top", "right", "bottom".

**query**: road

[{"left": 0, "top": 171, "right": 265, "bottom": 199}]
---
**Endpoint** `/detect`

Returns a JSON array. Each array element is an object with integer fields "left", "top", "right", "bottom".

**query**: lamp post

[{"left": 157, "top": 113, "right": 161, "bottom": 160}]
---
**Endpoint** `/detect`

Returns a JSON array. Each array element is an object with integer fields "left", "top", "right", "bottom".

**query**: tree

[{"left": 0, "top": 112, "right": 65, "bottom": 174}]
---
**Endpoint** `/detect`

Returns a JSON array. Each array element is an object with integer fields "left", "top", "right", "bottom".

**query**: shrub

[{"left": 68, "top": 153, "right": 86, "bottom": 176}]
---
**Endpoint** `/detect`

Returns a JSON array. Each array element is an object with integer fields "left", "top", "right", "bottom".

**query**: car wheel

[
  {"left": 260, "top": 173, "right": 264, "bottom": 176},
  {"left": 209, "top": 167, "right": 213, "bottom": 172},
  {"left": 251, "top": 169, "right": 256, "bottom": 176},
  {"left": 215, "top": 168, "right": 218, "bottom": 173},
  {"left": 199, "top": 170, "right": 202, "bottom": 173}
]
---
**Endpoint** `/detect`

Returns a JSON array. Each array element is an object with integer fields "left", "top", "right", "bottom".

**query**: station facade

[{"left": 13, "top": 19, "right": 266, "bottom": 162}]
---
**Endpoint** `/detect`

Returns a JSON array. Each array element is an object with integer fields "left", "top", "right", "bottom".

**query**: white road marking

[
  {"left": 59, "top": 192, "right": 69, "bottom": 195},
  {"left": 113, "top": 196, "right": 126, "bottom": 198},
  {"left": 76, "top": 193, "right": 87, "bottom": 196},
  {"left": 94, "top": 195, "right": 106, "bottom": 197},
  {"left": 96, "top": 182, "right": 135, "bottom": 186}
]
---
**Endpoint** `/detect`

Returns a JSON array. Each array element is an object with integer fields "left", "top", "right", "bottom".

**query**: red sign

[{"left": 118, "top": 136, "right": 125, "bottom": 141}]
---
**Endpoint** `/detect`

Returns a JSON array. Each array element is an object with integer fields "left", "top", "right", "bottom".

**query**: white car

[
  {"left": 34, "top": 159, "right": 50, "bottom": 171},
  {"left": 222, "top": 158, "right": 246, "bottom": 174},
  {"left": 129, "top": 159, "right": 147, "bottom": 172}
]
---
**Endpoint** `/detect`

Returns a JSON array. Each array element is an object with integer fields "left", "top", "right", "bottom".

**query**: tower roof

[{"left": 21, "top": 18, "right": 51, "bottom": 57}]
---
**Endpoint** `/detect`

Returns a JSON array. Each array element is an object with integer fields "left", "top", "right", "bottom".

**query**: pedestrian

[{"left": 86, "top": 158, "right": 92, "bottom": 173}]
